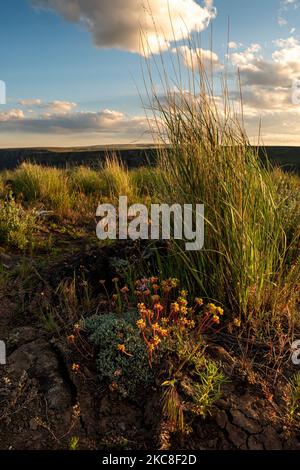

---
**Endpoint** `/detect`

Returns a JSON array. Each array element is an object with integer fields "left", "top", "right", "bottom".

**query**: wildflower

[
  {"left": 67, "top": 335, "right": 76, "bottom": 344},
  {"left": 152, "top": 284, "right": 160, "bottom": 291},
  {"left": 72, "top": 403, "right": 81, "bottom": 418},
  {"left": 120, "top": 286, "right": 129, "bottom": 294},
  {"left": 117, "top": 344, "right": 133, "bottom": 357},
  {"left": 171, "top": 302, "right": 180, "bottom": 314},
  {"left": 151, "top": 295, "right": 160, "bottom": 303},
  {"left": 112, "top": 294, "right": 118, "bottom": 301},
  {"left": 73, "top": 323, "right": 81, "bottom": 334},
  {"left": 161, "top": 317, "right": 169, "bottom": 326},
  {"left": 136, "top": 319, "right": 146, "bottom": 330},
  {"left": 158, "top": 327, "right": 169, "bottom": 337},
  {"left": 216, "top": 307, "right": 224, "bottom": 316},
  {"left": 233, "top": 318, "right": 241, "bottom": 328},
  {"left": 180, "top": 306, "right": 188, "bottom": 315},
  {"left": 154, "top": 303, "right": 164, "bottom": 313},
  {"left": 170, "top": 278, "right": 179, "bottom": 288},
  {"left": 3, "top": 377, "right": 11, "bottom": 386},
  {"left": 152, "top": 336, "right": 161, "bottom": 347},
  {"left": 195, "top": 298, "right": 204, "bottom": 306},
  {"left": 150, "top": 277, "right": 159, "bottom": 284},
  {"left": 118, "top": 344, "right": 126, "bottom": 353},
  {"left": 99, "top": 280, "right": 106, "bottom": 284},
  {"left": 178, "top": 297, "right": 188, "bottom": 307},
  {"left": 71, "top": 363, "right": 80, "bottom": 373},
  {"left": 212, "top": 315, "right": 220, "bottom": 325},
  {"left": 180, "top": 289, "right": 188, "bottom": 298},
  {"left": 112, "top": 278, "right": 119, "bottom": 283}
]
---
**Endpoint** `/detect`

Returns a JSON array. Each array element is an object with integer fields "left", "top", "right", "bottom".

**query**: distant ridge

[{"left": 0, "top": 145, "right": 299, "bottom": 174}]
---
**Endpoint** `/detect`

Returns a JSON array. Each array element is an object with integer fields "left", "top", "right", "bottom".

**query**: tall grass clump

[
  {"left": 70, "top": 166, "right": 105, "bottom": 196},
  {"left": 144, "top": 42, "right": 299, "bottom": 322},
  {"left": 11, "top": 162, "right": 73, "bottom": 215},
  {"left": 101, "top": 154, "right": 135, "bottom": 202}
]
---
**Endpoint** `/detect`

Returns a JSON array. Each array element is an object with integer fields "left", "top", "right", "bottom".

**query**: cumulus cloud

[
  {"left": 176, "top": 45, "right": 223, "bottom": 71},
  {"left": 19, "top": 99, "right": 77, "bottom": 113},
  {"left": 226, "top": 34, "right": 300, "bottom": 143},
  {"left": 0, "top": 107, "right": 149, "bottom": 137},
  {"left": 19, "top": 98, "right": 42, "bottom": 106},
  {"left": 31, "top": 0, "right": 216, "bottom": 55}
]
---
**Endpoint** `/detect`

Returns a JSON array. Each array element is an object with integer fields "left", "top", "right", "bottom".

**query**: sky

[{"left": 1, "top": 0, "right": 300, "bottom": 147}]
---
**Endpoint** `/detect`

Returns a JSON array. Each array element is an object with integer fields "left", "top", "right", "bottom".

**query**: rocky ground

[{"left": 0, "top": 238, "right": 300, "bottom": 451}]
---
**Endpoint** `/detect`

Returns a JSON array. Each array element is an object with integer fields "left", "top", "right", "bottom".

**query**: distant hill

[{"left": 0, "top": 145, "right": 299, "bottom": 174}]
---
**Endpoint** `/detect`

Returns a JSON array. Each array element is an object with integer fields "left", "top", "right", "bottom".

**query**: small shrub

[
  {"left": 84, "top": 311, "right": 156, "bottom": 397},
  {"left": 0, "top": 193, "right": 36, "bottom": 249}
]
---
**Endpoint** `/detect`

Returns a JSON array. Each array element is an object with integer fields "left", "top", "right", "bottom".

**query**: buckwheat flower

[
  {"left": 117, "top": 344, "right": 133, "bottom": 357},
  {"left": 180, "top": 306, "right": 188, "bottom": 315},
  {"left": 73, "top": 323, "right": 81, "bottom": 334},
  {"left": 170, "top": 278, "right": 179, "bottom": 288},
  {"left": 180, "top": 290, "right": 188, "bottom": 298},
  {"left": 67, "top": 335, "right": 76, "bottom": 344},
  {"left": 154, "top": 303, "right": 164, "bottom": 313},
  {"left": 112, "top": 278, "right": 119, "bottom": 283},
  {"left": 150, "top": 277, "right": 159, "bottom": 284},
  {"left": 71, "top": 363, "right": 80, "bottom": 373},
  {"left": 161, "top": 317, "right": 169, "bottom": 326},
  {"left": 118, "top": 344, "right": 126, "bottom": 353},
  {"left": 72, "top": 403, "right": 81, "bottom": 418},
  {"left": 158, "top": 327, "right": 169, "bottom": 337},
  {"left": 121, "top": 286, "right": 129, "bottom": 294},
  {"left": 136, "top": 319, "right": 146, "bottom": 330},
  {"left": 152, "top": 336, "right": 161, "bottom": 347},
  {"left": 171, "top": 302, "right": 180, "bottom": 314},
  {"left": 212, "top": 315, "right": 220, "bottom": 324},
  {"left": 152, "top": 284, "right": 160, "bottom": 291},
  {"left": 233, "top": 318, "right": 241, "bottom": 328},
  {"left": 216, "top": 307, "right": 224, "bottom": 316},
  {"left": 99, "top": 280, "right": 106, "bottom": 285},
  {"left": 195, "top": 298, "right": 204, "bottom": 306}
]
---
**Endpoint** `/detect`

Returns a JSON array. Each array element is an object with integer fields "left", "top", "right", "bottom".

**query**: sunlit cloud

[{"left": 32, "top": 0, "right": 216, "bottom": 55}]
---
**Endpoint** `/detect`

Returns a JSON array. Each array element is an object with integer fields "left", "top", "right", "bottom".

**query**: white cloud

[
  {"left": 228, "top": 41, "right": 238, "bottom": 49},
  {"left": 0, "top": 107, "right": 149, "bottom": 136},
  {"left": 32, "top": 0, "right": 216, "bottom": 55},
  {"left": 176, "top": 45, "right": 223, "bottom": 71},
  {"left": 0, "top": 109, "right": 25, "bottom": 122},
  {"left": 19, "top": 99, "right": 42, "bottom": 106}
]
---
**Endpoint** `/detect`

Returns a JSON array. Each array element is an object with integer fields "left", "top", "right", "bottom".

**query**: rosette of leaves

[{"left": 84, "top": 311, "right": 157, "bottom": 398}]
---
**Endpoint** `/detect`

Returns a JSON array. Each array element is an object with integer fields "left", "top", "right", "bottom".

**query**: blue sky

[{"left": 1, "top": 0, "right": 300, "bottom": 147}]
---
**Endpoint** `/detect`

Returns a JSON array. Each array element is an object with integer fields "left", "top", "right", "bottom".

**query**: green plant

[
  {"left": 0, "top": 193, "right": 37, "bottom": 249},
  {"left": 191, "top": 359, "right": 227, "bottom": 417},
  {"left": 144, "top": 39, "right": 300, "bottom": 325},
  {"left": 70, "top": 166, "right": 105, "bottom": 196},
  {"left": 84, "top": 311, "right": 156, "bottom": 397},
  {"left": 287, "top": 372, "right": 300, "bottom": 422},
  {"left": 69, "top": 436, "right": 80, "bottom": 450},
  {"left": 101, "top": 155, "right": 135, "bottom": 202}
]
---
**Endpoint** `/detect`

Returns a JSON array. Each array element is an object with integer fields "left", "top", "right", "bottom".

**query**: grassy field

[{"left": 0, "top": 46, "right": 300, "bottom": 451}]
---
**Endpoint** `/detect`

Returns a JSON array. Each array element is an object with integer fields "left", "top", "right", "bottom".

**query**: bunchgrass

[{"left": 143, "top": 40, "right": 300, "bottom": 325}]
